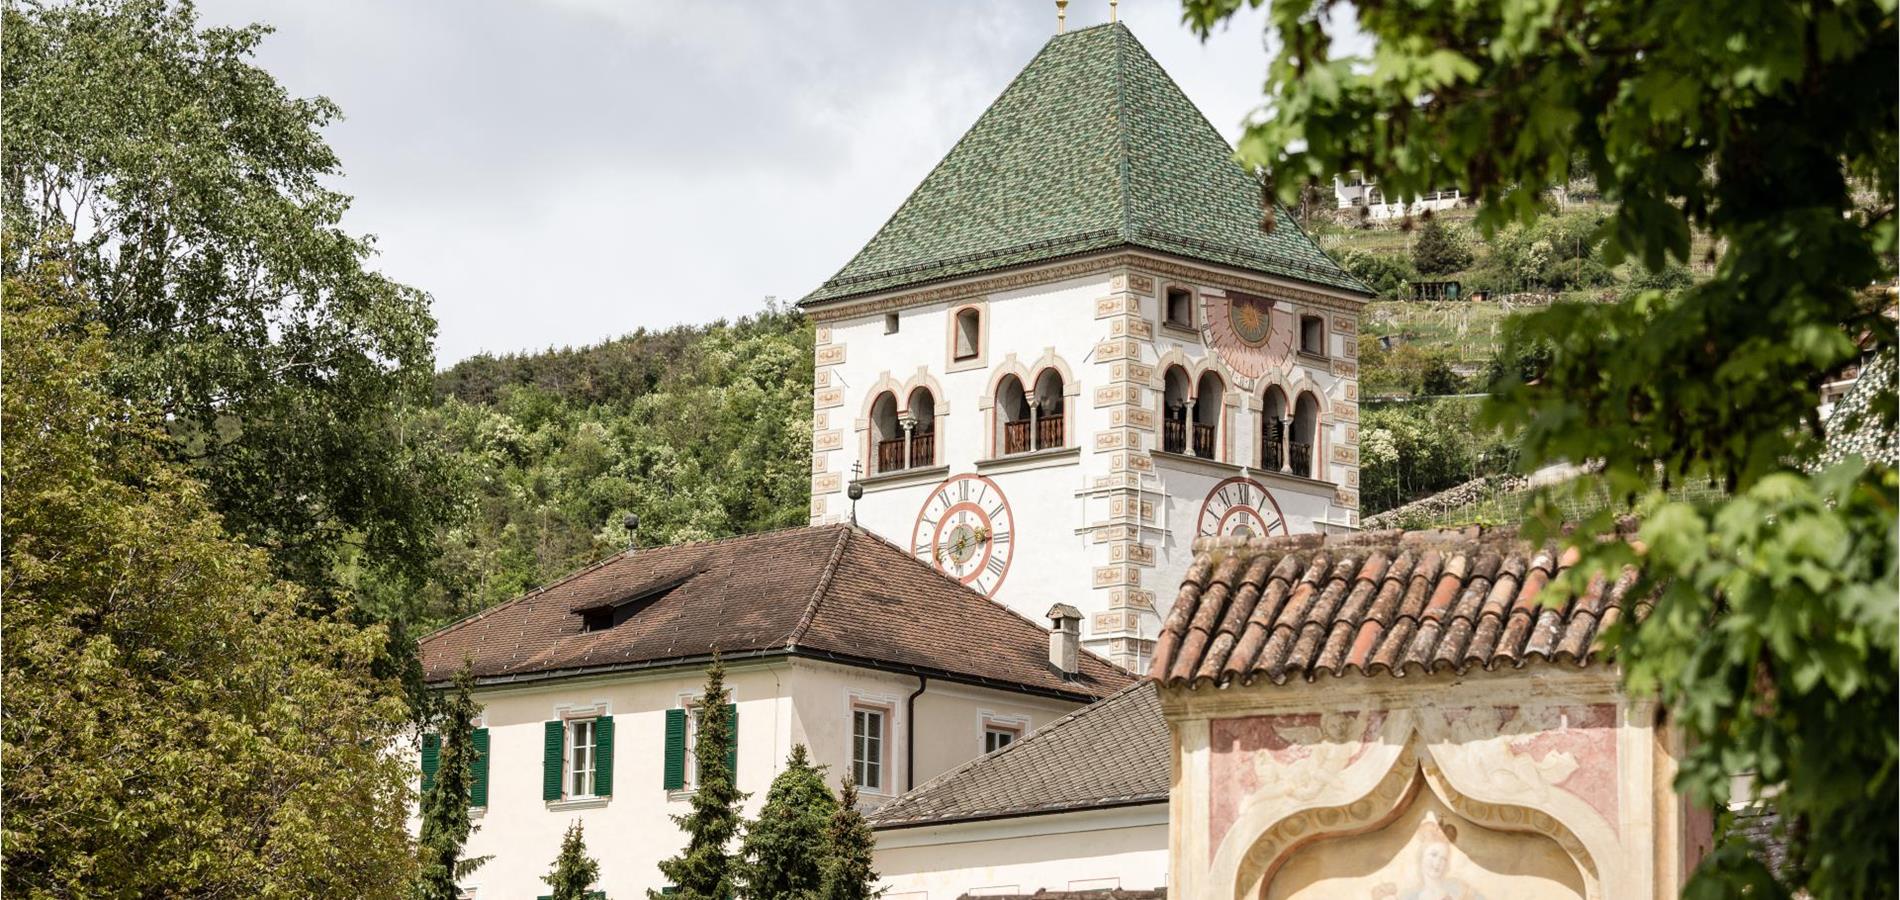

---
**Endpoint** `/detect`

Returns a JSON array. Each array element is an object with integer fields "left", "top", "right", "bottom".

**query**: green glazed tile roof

[{"left": 803, "top": 23, "right": 1368, "bottom": 305}]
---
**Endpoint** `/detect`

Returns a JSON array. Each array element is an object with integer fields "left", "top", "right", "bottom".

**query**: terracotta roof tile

[
  {"left": 1148, "top": 527, "right": 1636, "bottom": 686},
  {"left": 867, "top": 682, "right": 1167, "bottom": 828},
  {"left": 421, "top": 525, "right": 1132, "bottom": 699}
]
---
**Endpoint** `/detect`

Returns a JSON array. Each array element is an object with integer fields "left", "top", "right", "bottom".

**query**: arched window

[
  {"left": 907, "top": 388, "right": 937, "bottom": 468},
  {"left": 1193, "top": 372, "right": 1224, "bottom": 460},
  {"left": 996, "top": 375, "right": 1030, "bottom": 456},
  {"left": 871, "top": 391, "right": 904, "bottom": 473},
  {"left": 1032, "top": 369, "right": 1065, "bottom": 450},
  {"left": 1261, "top": 386, "right": 1290, "bottom": 471},
  {"left": 954, "top": 308, "right": 981, "bottom": 361},
  {"left": 1291, "top": 392, "right": 1321, "bottom": 478},
  {"left": 1161, "top": 366, "right": 1192, "bottom": 455}
]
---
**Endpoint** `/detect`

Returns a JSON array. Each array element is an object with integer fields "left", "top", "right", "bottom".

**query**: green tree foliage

[
  {"left": 1335, "top": 249, "right": 1416, "bottom": 299},
  {"left": 416, "top": 667, "right": 483, "bottom": 900},
  {"left": 742, "top": 745, "right": 840, "bottom": 899},
  {"left": 819, "top": 778, "right": 883, "bottom": 900},
  {"left": 1410, "top": 217, "right": 1472, "bottom": 275},
  {"left": 542, "top": 821, "right": 602, "bottom": 900},
  {"left": 385, "top": 305, "right": 813, "bottom": 631},
  {"left": 1, "top": 262, "right": 415, "bottom": 898},
  {"left": 1357, "top": 399, "right": 1513, "bottom": 514},
  {"left": 1185, "top": 0, "right": 1896, "bottom": 895},
  {"left": 655, "top": 659, "right": 748, "bottom": 900},
  {"left": 1, "top": 0, "right": 451, "bottom": 602}
]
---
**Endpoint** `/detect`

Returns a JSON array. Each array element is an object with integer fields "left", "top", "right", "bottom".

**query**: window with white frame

[
  {"left": 567, "top": 718, "right": 597, "bottom": 798},
  {"left": 852, "top": 705, "right": 887, "bottom": 792},
  {"left": 683, "top": 705, "right": 700, "bottom": 788},
  {"left": 984, "top": 724, "right": 1020, "bottom": 754}
]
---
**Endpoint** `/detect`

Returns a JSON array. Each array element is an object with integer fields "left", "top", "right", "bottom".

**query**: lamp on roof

[{"left": 622, "top": 512, "right": 639, "bottom": 551}]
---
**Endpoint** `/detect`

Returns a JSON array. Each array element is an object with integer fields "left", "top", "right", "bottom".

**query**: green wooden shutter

[
  {"left": 420, "top": 733, "right": 440, "bottom": 793},
  {"left": 663, "top": 708, "right": 687, "bottom": 790},
  {"left": 543, "top": 720, "right": 565, "bottom": 801},
  {"left": 724, "top": 703, "right": 738, "bottom": 782},
  {"left": 469, "top": 727, "right": 490, "bottom": 807},
  {"left": 592, "top": 716, "right": 615, "bottom": 797}
]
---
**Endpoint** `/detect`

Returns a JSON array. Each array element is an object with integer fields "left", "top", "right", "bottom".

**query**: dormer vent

[{"left": 574, "top": 569, "right": 698, "bottom": 633}]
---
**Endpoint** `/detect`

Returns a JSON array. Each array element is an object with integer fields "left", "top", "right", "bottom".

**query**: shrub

[{"left": 1337, "top": 250, "right": 1417, "bottom": 299}]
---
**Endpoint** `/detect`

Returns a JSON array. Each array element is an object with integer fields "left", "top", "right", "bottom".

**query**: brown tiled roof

[
  {"left": 1149, "top": 527, "right": 1640, "bottom": 688},
  {"left": 419, "top": 525, "right": 1131, "bottom": 699},
  {"left": 867, "top": 682, "right": 1168, "bottom": 828}
]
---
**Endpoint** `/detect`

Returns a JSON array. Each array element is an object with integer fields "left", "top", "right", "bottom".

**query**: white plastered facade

[
  {"left": 874, "top": 804, "right": 1170, "bottom": 899},
  {"left": 444, "top": 657, "right": 1084, "bottom": 899},
  {"left": 808, "top": 251, "right": 1366, "bottom": 671}
]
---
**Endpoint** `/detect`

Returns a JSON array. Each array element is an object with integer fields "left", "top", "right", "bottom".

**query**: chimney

[
  {"left": 1046, "top": 603, "right": 1082, "bottom": 676},
  {"left": 622, "top": 513, "right": 640, "bottom": 552}
]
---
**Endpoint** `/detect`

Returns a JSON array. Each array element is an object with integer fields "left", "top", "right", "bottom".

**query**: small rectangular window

[
  {"left": 884, "top": 312, "right": 900, "bottom": 334},
  {"left": 984, "top": 726, "right": 1018, "bottom": 754},
  {"left": 852, "top": 707, "right": 885, "bottom": 791},
  {"left": 1299, "top": 315, "right": 1327, "bottom": 357},
  {"left": 568, "top": 719, "right": 596, "bottom": 798},
  {"left": 954, "top": 308, "right": 980, "bottom": 360},
  {"left": 1165, "top": 287, "right": 1194, "bottom": 328}
]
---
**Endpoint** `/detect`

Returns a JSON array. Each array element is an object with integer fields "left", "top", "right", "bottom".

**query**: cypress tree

[
  {"left": 542, "top": 821, "right": 601, "bottom": 900},
  {"left": 741, "top": 745, "right": 839, "bottom": 899},
  {"left": 415, "top": 666, "right": 482, "bottom": 900},
  {"left": 819, "top": 777, "right": 883, "bottom": 900},
  {"left": 653, "top": 657, "right": 748, "bottom": 899}
]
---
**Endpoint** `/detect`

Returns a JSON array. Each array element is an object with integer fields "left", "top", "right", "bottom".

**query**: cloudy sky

[{"left": 197, "top": 1, "right": 1332, "bottom": 365}]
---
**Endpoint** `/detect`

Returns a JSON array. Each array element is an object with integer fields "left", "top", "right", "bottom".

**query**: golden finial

[
  {"left": 1056, "top": 0, "right": 1068, "bottom": 33},
  {"left": 1109, "top": 0, "right": 1118, "bottom": 22}
]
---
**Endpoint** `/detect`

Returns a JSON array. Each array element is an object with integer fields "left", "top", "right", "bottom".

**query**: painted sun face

[
  {"left": 911, "top": 474, "right": 1015, "bottom": 596},
  {"left": 1202, "top": 289, "right": 1295, "bottom": 380}
]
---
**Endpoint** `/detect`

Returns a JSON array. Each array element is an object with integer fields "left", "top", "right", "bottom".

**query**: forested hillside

[{"left": 379, "top": 305, "right": 815, "bottom": 631}]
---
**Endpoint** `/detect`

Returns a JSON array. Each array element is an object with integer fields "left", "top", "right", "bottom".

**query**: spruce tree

[
  {"left": 542, "top": 821, "right": 601, "bottom": 900},
  {"left": 741, "top": 744, "right": 839, "bottom": 899},
  {"left": 819, "top": 777, "right": 883, "bottom": 900},
  {"left": 415, "top": 666, "right": 482, "bottom": 900},
  {"left": 653, "top": 658, "right": 748, "bottom": 899}
]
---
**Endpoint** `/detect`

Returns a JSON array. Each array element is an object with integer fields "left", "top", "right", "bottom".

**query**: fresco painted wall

[{"left": 1158, "top": 667, "right": 1703, "bottom": 900}]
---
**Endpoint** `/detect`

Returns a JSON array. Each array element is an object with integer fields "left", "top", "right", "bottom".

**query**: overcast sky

[{"left": 197, "top": 1, "right": 1339, "bottom": 366}]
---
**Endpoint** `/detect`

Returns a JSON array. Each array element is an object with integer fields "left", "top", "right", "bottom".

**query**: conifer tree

[
  {"left": 653, "top": 657, "right": 747, "bottom": 900},
  {"left": 415, "top": 666, "right": 481, "bottom": 900},
  {"left": 542, "top": 821, "right": 601, "bottom": 900},
  {"left": 819, "top": 777, "right": 883, "bottom": 900},
  {"left": 741, "top": 744, "right": 838, "bottom": 899},
  {"left": 1410, "top": 217, "right": 1472, "bottom": 276}
]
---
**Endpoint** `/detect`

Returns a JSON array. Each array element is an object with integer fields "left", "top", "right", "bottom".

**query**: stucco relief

[
  {"left": 1203, "top": 703, "right": 1628, "bottom": 900},
  {"left": 1265, "top": 791, "right": 1586, "bottom": 900}
]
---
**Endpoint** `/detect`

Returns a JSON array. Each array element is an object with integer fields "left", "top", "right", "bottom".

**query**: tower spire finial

[
  {"left": 1109, "top": 0, "right": 1118, "bottom": 23},
  {"left": 1055, "top": 0, "right": 1068, "bottom": 33}
]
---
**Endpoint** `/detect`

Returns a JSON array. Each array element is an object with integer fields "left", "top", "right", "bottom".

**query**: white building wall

[
  {"left": 446, "top": 658, "right": 1091, "bottom": 899},
  {"left": 874, "top": 805, "right": 1169, "bottom": 899},
  {"left": 810, "top": 254, "right": 1364, "bottom": 671}
]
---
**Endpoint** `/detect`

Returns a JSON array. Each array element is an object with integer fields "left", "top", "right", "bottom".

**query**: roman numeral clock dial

[
  {"left": 911, "top": 473, "right": 1015, "bottom": 597},
  {"left": 1197, "top": 476, "right": 1289, "bottom": 540}
]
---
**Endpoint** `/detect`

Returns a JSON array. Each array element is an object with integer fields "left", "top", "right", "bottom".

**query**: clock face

[
  {"left": 1197, "top": 477, "right": 1290, "bottom": 540},
  {"left": 911, "top": 474, "right": 1015, "bottom": 596},
  {"left": 1202, "top": 290, "right": 1295, "bottom": 381}
]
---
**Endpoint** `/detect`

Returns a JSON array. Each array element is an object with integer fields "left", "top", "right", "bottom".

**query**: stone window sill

[
  {"left": 976, "top": 446, "right": 1080, "bottom": 474},
  {"left": 546, "top": 796, "right": 610, "bottom": 812},
  {"left": 858, "top": 464, "right": 949, "bottom": 492}
]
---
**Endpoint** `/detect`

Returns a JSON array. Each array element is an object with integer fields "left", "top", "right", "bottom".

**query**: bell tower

[{"left": 799, "top": 23, "right": 1369, "bottom": 671}]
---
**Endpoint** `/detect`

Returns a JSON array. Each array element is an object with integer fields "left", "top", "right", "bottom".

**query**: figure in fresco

[{"left": 1371, "top": 815, "right": 1486, "bottom": 900}]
